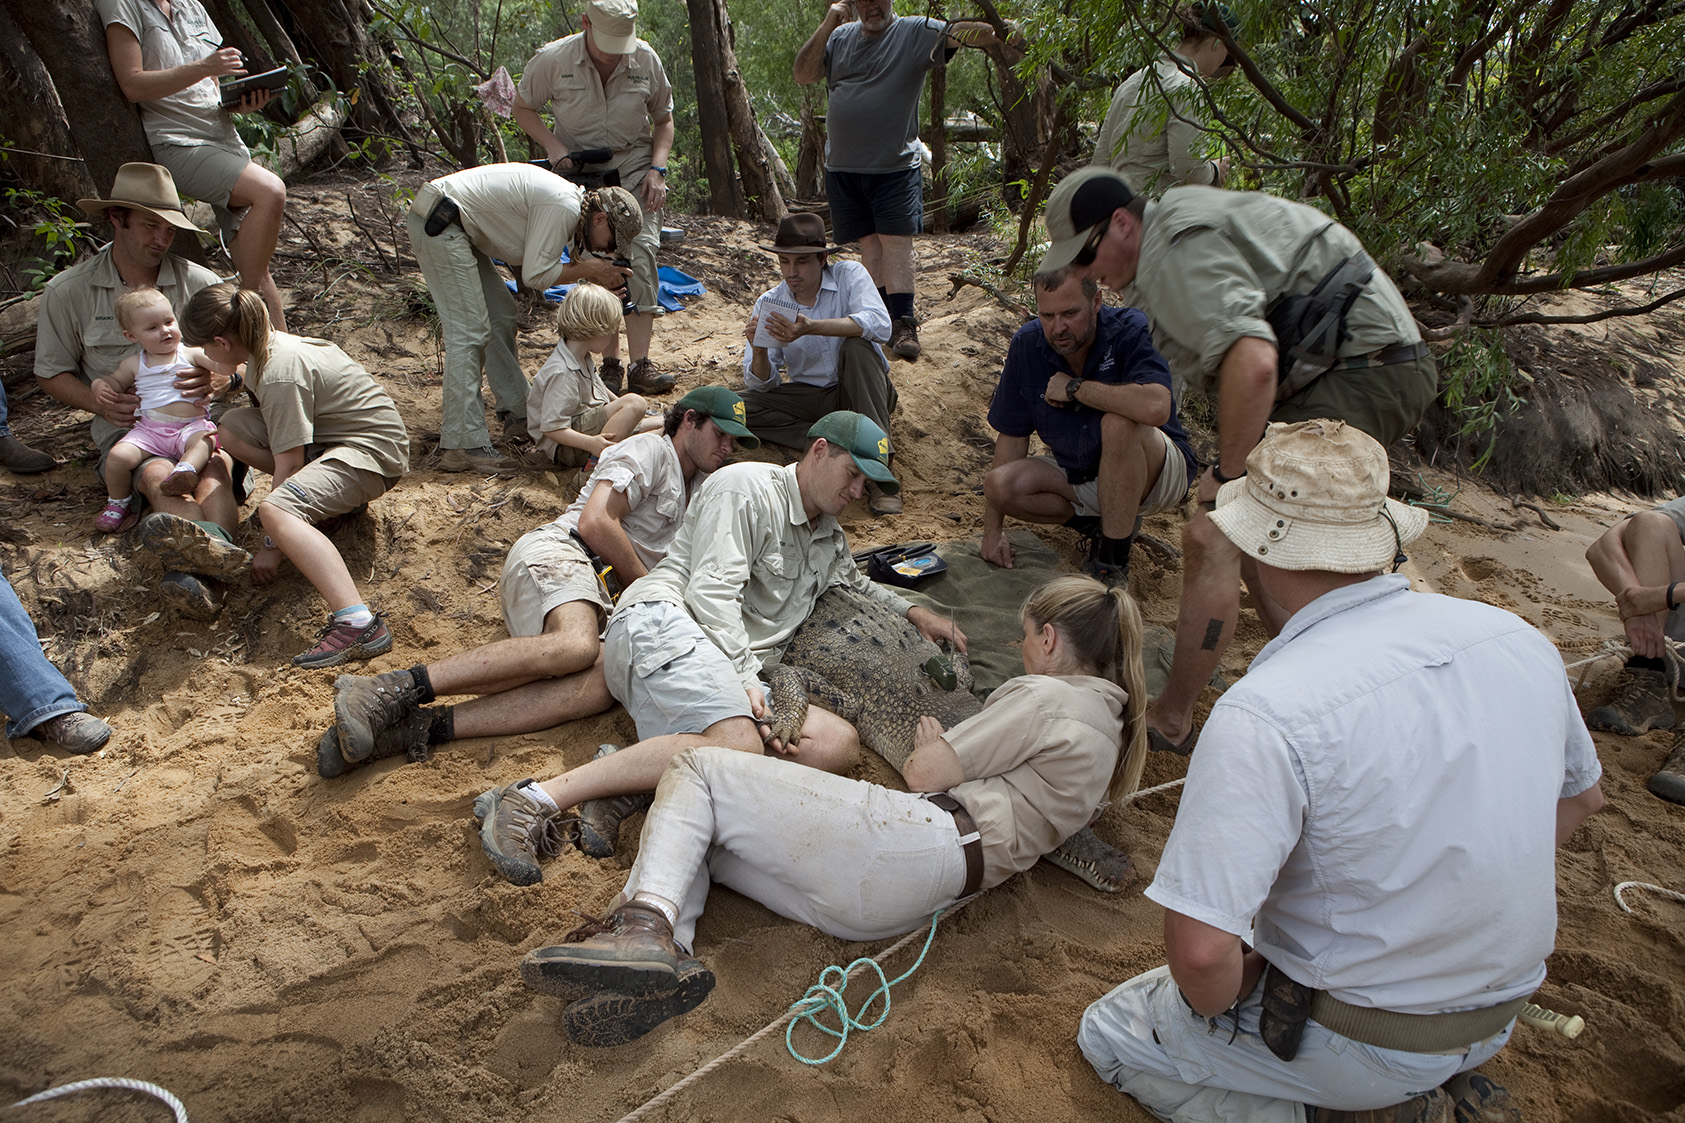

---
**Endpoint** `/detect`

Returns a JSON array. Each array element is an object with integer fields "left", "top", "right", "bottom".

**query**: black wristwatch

[
  {"left": 1065, "top": 376, "right": 1085, "bottom": 406},
  {"left": 1211, "top": 460, "right": 1246, "bottom": 484}
]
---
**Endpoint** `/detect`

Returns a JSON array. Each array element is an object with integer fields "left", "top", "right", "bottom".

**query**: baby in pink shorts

[{"left": 93, "top": 288, "right": 221, "bottom": 532}]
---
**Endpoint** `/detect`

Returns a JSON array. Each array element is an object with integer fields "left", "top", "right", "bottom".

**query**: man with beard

[{"left": 983, "top": 267, "right": 1196, "bottom": 588}]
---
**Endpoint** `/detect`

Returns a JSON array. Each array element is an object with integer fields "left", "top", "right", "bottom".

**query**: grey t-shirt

[{"left": 823, "top": 15, "right": 945, "bottom": 173}]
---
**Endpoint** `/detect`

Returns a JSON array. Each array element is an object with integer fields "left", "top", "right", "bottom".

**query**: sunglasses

[{"left": 1071, "top": 220, "right": 1108, "bottom": 267}]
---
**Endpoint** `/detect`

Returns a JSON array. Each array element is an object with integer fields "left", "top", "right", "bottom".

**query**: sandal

[{"left": 1147, "top": 725, "right": 1198, "bottom": 756}]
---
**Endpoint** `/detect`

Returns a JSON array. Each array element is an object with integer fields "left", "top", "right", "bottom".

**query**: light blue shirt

[
  {"left": 743, "top": 260, "right": 891, "bottom": 390},
  {"left": 1148, "top": 574, "right": 1601, "bottom": 1014}
]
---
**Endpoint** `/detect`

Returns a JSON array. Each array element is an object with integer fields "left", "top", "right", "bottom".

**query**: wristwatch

[
  {"left": 1211, "top": 460, "right": 1246, "bottom": 484},
  {"left": 1065, "top": 376, "right": 1085, "bottom": 406},
  {"left": 650, "top": 165, "right": 668, "bottom": 175}
]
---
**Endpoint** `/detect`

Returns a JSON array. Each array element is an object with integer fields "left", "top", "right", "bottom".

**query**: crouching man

[{"left": 1078, "top": 420, "right": 1603, "bottom": 1123}]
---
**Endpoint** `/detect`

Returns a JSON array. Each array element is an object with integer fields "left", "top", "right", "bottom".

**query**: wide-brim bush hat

[{"left": 77, "top": 162, "right": 205, "bottom": 233}]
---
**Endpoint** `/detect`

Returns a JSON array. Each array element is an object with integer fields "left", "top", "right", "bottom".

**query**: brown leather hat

[
  {"left": 76, "top": 162, "right": 206, "bottom": 233},
  {"left": 759, "top": 212, "right": 831, "bottom": 255}
]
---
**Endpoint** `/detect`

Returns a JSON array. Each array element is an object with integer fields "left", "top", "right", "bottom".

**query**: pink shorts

[{"left": 116, "top": 415, "right": 219, "bottom": 461}]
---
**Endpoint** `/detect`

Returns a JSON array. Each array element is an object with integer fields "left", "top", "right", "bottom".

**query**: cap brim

[
  {"left": 853, "top": 456, "right": 899, "bottom": 494},
  {"left": 711, "top": 420, "right": 760, "bottom": 449},
  {"left": 759, "top": 243, "right": 830, "bottom": 256},
  {"left": 76, "top": 197, "right": 205, "bottom": 234},
  {"left": 593, "top": 29, "right": 637, "bottom": 53},
  {"left": 1038, "top": 228, "right": 1088, "bottom": 273}
]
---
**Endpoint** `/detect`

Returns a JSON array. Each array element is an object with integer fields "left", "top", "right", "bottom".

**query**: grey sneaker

[
  {"left": 316, "top": 707, "right": 435, "bottom": 779},
  {"left": 599, "top": 357, "right": 625, "bottom": 394},
  {"left": 335, "top": 668, "right": 424, "bottom": 762},
  {"left": 158, "top": 571, "right": 225, "bottom": 621},
  {"left": 561, "top": 956, "right": 715, "bottom": 1046},
  {"left": 473, "top": 781, "right": 574, "bottom": 886},
  {"left": 138, "top": 512, "right": 251, "bottom": 579},
  {"left": 1586, "top": 665, "right": 1675, "bottom": 735},
  {"left": 1647, "top": 732, "right": 1685, "bottom": 805},
  {"left": 439, "top": 446, "right": 523, "bottom": 474},
  {"left": 38, "top": 711, "right": 112, "bottom": 754},
  {"left": 520, "top": 903, "right": 680, "bottom": 996},
  {"left": 627, "top": 358, "right": 677, "bottom": 394},
  {"left": 577, "top": 744, "right": 654, "bottom": 859},
  {"left": 889, "top": 316, "right": 921, "bottom": 360}
]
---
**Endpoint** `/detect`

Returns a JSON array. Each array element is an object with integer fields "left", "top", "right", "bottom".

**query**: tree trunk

[
  {"left": 796, "top": 88, "right": 825, "bottom": 199},
  {"left": 198, "top": 0, "right": 270, "bottom": 69},
  {"left": 0, "top": 5, "right": 95, "bottom": 207},
  {"left": 284, "top": 0, "right": 418, "bottom": 152},
  {"left": 233, "top": 0, "right": 304, "bottom": 67},
  {"left": 927, "top": 60, "right": 949, "bottom": 233},
  {"left": 11, "top": 0, "right": 153, "bottom": 199},
  {"left": 686, "top": 0, "right": 743, "bottom": 216},
  {"left": 718, "top": 0, "right": 785, "bottom": 222}
]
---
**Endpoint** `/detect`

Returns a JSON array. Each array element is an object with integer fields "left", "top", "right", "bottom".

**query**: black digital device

[
  {"left": 219, "top": 67, "right": 289, "bottom": 108},
  {"left": 531, "top": 149, "right": 622, "bottom": 190}
]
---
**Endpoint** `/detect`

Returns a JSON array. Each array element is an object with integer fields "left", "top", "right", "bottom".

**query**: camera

[
  {"left": 611, "top": 257, "right": 638, "bottom": 316},
  {"left": 532, "top": 148, "right": 622, "bottom": 190}
]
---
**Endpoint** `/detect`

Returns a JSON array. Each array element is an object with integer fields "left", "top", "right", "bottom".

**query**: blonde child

[
  {"left": 527, "top": 283, "right": 662, "bottom": 468},
  {"left": 92, "top": 288, "right": 221, "bottom": 532}
]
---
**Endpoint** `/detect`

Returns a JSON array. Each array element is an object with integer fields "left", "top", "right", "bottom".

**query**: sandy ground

[{"left": 1, "top": 167, "right": 1683, "bottom": 1122}]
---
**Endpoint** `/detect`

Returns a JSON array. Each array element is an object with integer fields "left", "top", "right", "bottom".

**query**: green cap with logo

[
  {"left": 675, "top": 384, "right": 760, "bottom": 448},
  {"left": 808, "top": 410, "right": 898, "bottom": 495}
]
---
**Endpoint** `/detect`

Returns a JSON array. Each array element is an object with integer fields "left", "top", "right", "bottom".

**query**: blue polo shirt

[{"left": 987, "top": 305, "right": 1198, "bottom": 486}]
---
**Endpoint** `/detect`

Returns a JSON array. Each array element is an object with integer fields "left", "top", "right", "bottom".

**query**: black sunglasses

[{"left": 1072, "top": 220, "right": 1108, "bottom": 267}]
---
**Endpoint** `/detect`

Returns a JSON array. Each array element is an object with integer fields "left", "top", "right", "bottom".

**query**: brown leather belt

[{"left": 927, "top": 792, "right": 983, "bottom": 896}]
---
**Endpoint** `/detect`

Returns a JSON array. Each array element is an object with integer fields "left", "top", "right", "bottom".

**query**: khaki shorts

[
  {"left": 153, "top": 140, "right": 251, "bottom": 241},
  {"left": 547, "top": 404, "right": 609, "bottom": 469},
  {"left": 499, "top": 522, "right": 611, "bottom": 637},
  {"left": 1034, "top": 427, "right": 1191, "bottom": 520},
  {"left": 221, "top": 406, "right": 393, "bottom": 522}
]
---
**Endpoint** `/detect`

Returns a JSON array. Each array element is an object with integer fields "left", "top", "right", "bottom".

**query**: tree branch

[{"left": 1478, "top": 284, "right": 1685, "bottom": 325}]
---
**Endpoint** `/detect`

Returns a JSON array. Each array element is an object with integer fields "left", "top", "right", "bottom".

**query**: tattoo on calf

[{"left": 1199, "top": 618, "right": 1224, "bottom": 651}]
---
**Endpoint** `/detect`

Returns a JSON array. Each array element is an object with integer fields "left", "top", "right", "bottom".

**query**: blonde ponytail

[{"left": 181, "top": 282, "right": 272, "bottom": 377}]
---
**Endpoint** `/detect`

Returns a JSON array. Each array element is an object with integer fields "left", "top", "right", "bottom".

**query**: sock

[
  {"left": 192, "top": 519, "right": 233, "bottom": 544},
  {"left": 631, "top": 891, "right": 679, "bottom": 930},
  {"left": 518, "top": 779, "right": 560, "bottom": 811},
  {"left": 886, "top": 292, "right": 915, "bottom": 322},
  {"left": 426, "top": 704, "right": 455, "bottom": 745},
  {"left": 106, "top": 495, "right": 134, "bottom": 509},
  {"left": 172, "top": 460, "right": 196, "bottom": 474},
  {"left": 333, "top": 603, "right": 375, "bottom": 628},
  {"left": 1097, "top": 535, "right": 1134, "bottom": 566},
  {"left": 410, "top": 664, "right": 437, "bottom": 704},
  {"left": 1627, "top": 655, "right": 1666, "bottom": 674}
]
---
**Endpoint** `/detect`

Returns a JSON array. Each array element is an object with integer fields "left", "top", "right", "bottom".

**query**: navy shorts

[{"left": 826, "top": 167, "right": 924, "bottom": 243}]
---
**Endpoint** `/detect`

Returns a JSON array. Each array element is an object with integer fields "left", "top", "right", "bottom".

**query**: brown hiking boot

[
  {"left": 889, "top": 316, "right": 921, "bottom": 360},
  {"left": 439, "top": 446, "right": 523, "bottom": 474},
  {"left": 1647, "top": 731, "right": 1685, "bottom": 805},
  {"left": 561, "top": 956, "right": 715, "bottom": 1046},
  {"left": 1443, "top": 1072, "right": 1521, "bottom": 1123},
  {"left": 335, "top": 668, "right": 424, "bottom": 762},
  {"left": 627, "top": 358, "right": 677, "bottom": 394},
  {"left": 599, "top": 356, "right": 625, "bottom": 394},
  {"left": 520, "top": 903, "right": 680, "bottom": 996},
  {"left": 576, "top": 743, "right": 654, "bottom": 858},
  {"left": 37, "top": 712, "right": 113, "bottom": 755},
  {"left": 1311, "top": 1088, "right": 1451, "bottom": 1123},
  {"left": 315, "top": 706, "right": 435, "bottom": 779},
  {"left": 867, "top": 482, "right": 902, "bottom": 516},
  {"left": 473, "top": 781, "right": 574, "bottom": 885},
  {"left": 1586, "top": 665, "right": 1675, "bottom": 735}
]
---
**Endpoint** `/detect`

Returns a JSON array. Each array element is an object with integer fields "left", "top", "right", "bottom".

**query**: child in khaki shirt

[{"left": 527, "top": 283, "right": 661, "bottom": 468}]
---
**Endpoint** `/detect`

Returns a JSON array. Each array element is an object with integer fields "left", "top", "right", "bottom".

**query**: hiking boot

[
  {"left": 335, "top": 668, "right": 424, "bottom": 762},
  {"left": 1587, "top": 666, "right": 1675, "bottom": 735},
  {"left": 316, "top": 707, "right": 434, "bottom": 779},
  {"left": 627, "top": 358, "right": 677, "bottom": 394},
  {"left": 498, "top": 409, "right": 532, "bottom": 446},
  {"left": 1084, "top": 554, "right": 1129, "bottom": 589},
  {"left": 0, "top": 435, "right": 55, "bottom": 474},
  {"left": 1646, "top": 731, "right": 1685, "bottom": 805},
  {"left": 439, "top": 446, "right": 522, "bottom": 474},
  {"left": 37, "top": 711, "right": 112, "bottom": 755},
  {"left": 577, "top": 743, "right": 654, "bottom": 859},
  {"left": 520, "top": 903, "right": 680, "bottom": 996},
  {"left": 474, "top": 780, "right": 574, "bottom": 886},
  {"left": 562, "top": 956, "right": 715, "bottom": 1046},
  {"left": 867, "top": 483, "right": 903, "bottom": 516},
  {"left": 599, "top": 356, "right": 625, "bottom": 394},
  {"left": 158, "top": 571, "right": 225, "bottom": 620},
  {"left": 1310, "top": 1088, "right": 1452, "bottom": 1123},
  {"left": 889, "top": 316, "right": 921, "bottom": 360},
  {"left": 1443, "top": 1072, "right": 1521, "bottom": 1123},
  {"left": 292, "top": 614, "right": 393, "bottom": 669},
  {"left": 138, "top": 512, "right": 251, "bottom": 579}
]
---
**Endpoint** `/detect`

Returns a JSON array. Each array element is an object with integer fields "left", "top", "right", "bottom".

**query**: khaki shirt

[
  {"left": 417, "top": 165, "right": 584, "bottom": 291},
  {"left": 527, "top": 341, "right": 612, "bottom": 460},
  {"left": 96, "top": 0, "right": 245, "bottom": 151},
  {"left": 1136, "top": 187, "right": 1421, "bottom": 394},
  {"left": 516, "top": 34, "right": 674, "bottom": 189},
  {"left": 554, "top": 430, "right": 693, "bottom": 571},
  {"left": 251, "top": 332, "right": 410, "bottom": 479},
  {"left": 948, "top": 674, "right": 1127, "bottom": 890},
  {"left": 34, "top": 246, "right": 222, "bottom": 450},
  {"left": 1092, "top": 54, "right": 1221, "bottom": 196},
  {"left": 621, "top": 461, "right": 912, "bottom": 692}
]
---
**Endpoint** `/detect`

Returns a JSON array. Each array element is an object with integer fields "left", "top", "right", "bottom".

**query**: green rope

[{"left": 785, "top": 909, "right": 947, "bottom": 1065}]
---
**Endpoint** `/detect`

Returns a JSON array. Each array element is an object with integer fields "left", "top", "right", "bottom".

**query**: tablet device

[{"left": 220, "top": 68, "right": 289, "bottom": 108}]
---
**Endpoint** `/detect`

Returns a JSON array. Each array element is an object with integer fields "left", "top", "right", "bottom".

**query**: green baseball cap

[
  {"left": 675, "top": 384, "right": 760, "bottom": 448},
  {"left": 808, "top": 411, "right": 898, "bottom": 495}
]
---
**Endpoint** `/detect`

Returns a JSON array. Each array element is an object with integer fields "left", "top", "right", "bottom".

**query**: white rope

[
  {"left": 1614, "top": 881, "right": 1685, "bottom": 914},
  {"left": 11, "top": 1077, "right": 188, "bottom": 1122},
  {"left": 1562, "top": 635, "right": 1685, "bottom": 701}
]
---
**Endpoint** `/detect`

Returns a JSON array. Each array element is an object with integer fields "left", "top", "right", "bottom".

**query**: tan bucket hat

[
  {"left": 1209, "top": 419, "right": 1428, "bottom": 573},
  {"left": 76, "top": 162, "right": 206, "bottom": 233}
]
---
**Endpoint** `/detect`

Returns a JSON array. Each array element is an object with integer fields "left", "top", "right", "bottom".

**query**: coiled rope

[
  {"left": 1562, "top": 636, "right": 1685, "bottom": 701},
  {"left": 11, "top": 1077, "right": 188, "bottom": 1121},
  {"left": 1614, "top": 881, "right": 1685, "bottom": 913}
]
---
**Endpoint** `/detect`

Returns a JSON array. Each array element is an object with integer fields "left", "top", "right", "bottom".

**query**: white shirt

[
  {"left": 553, "top": 430, "right": 692, "bottom": 571},
  {"left": 744, "top": 260, "right": 891, "bottom": 390},
  {"left": 1147, "top": 575, "right": 1601, "bottom": 1015}
]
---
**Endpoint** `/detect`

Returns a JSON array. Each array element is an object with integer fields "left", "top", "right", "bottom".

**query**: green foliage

[
  {"left": 1439, "top": 328, "right": 1530, "bottom": 473},
  {"left": 0, "top": 143, "right": 97, "bottom": 292}
]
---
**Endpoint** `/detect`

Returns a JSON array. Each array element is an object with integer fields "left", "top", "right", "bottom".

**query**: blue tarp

[{"left": 499, "top": 254, "right": 708, "bottom": 313}]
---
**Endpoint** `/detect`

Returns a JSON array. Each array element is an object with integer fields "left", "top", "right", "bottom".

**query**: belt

[
  {"left": 1340, "top": 340, "right": 1431, "bottom": 370},
  {"left": 1310, "top": 991, "right": 1527, "bottom": 1053},
  {"left": 927, "top": 792, "right": 983, "bottom": 896}
]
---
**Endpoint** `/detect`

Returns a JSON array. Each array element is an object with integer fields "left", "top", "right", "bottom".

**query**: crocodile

[{"left": 763, "top": 585, "right": 1136, "bottom": 892}]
